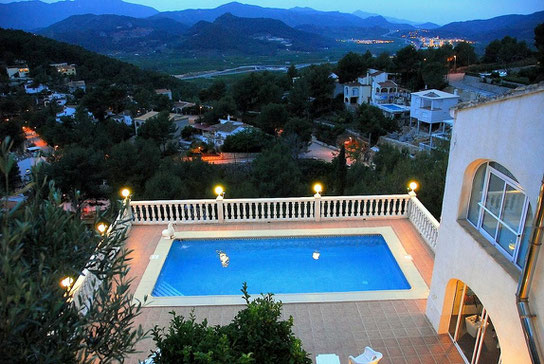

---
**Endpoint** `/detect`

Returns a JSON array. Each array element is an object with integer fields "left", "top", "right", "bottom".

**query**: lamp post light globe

[
  {"left": 97, "top": 222, "right": 108, "bottom": 235},
  {"left": 313, "top": 183, "right": 323, "bottom": 194},
  {"left": 214, "top": 185, "right": 225, "bottom": 199},
  {"left": 408, "top": 181, "right": 418, "bottom": 196},
  {"left": 121, "top": 188, "right": 131, "bottom": 199},
  {"left": 60, "top": 276, "right": 74, "bottom": 289}
]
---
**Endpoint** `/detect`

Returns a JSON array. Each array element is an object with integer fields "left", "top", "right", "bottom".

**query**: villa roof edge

[{"left": 454, "top": 82, "right": 544, "bottom": 112}]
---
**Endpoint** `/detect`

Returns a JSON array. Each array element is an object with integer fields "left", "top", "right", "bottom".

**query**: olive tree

[{"left": 0, "top": 139, "right": 145, "bottom": 363}]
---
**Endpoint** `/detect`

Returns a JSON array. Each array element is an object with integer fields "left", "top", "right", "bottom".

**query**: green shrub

[{"left": 151, "top": 283, "right": 311, "bottom": 364}]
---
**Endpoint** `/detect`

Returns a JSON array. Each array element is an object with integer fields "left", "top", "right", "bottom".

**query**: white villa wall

[
  {"left": 343, "top": 85, "right": 371, "bottom": 105},
  {"left": 426, "top": 86, "right": 544, "bottom": 364}
]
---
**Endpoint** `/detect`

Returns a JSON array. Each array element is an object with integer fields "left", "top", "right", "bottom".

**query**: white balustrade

[
  {"left": 129, "top": 195, "right": 440, "bottom": 251},
  {"left": 320, "top": 195, "right": 410, "bottom": 220},
  {"left": 70, "top": 203, "right": 133, "bottom": 314},
  {"left": 223, "top": 197, "right": 315, "bottom": 222},
  {"left": 130, "top": 199, "right": 218, "bottom": 224},
  {"left": 129, "top": 195, "right": 417, "bottom": 224},
  {"left": 407, "top": 196, "right": 440, "bottom": 251}
]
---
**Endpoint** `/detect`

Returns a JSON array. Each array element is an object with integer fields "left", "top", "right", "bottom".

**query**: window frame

[{"left": 467, "top": 162, "right": 530, "bottom": 269}]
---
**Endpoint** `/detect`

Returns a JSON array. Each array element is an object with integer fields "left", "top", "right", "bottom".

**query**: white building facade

[
  {"left": 343, "top": 69, "right": 402, "bottom": 107},
  {"left": 426, "top": 84, "right": 544, "bottom": 364},
  {"left": 410, "top": 89, "right": 460, "bottom": 135}
]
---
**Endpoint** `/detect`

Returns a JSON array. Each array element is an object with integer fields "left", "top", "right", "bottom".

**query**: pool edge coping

[{"left": 132, "top": 227, "right": 429, "bottom": 307}]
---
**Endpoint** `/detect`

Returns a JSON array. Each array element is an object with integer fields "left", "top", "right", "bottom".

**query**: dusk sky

[{"left": 5, "top": 0, "right": 544, "bottom": 24}]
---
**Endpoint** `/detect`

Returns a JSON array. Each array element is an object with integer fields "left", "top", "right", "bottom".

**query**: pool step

[{"left": 153, "top": 281, "right": 183, "bottom": 297}]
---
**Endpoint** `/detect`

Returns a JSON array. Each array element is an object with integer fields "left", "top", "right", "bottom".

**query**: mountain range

[
  {"left": 429, "top": 11, "right": 544, "bottom": 42},
  {"left": 0, "top": 0, "right": 158, "bottom": 30},
  {"left": 0, "top": 0, "right": 542, "bottom": 57},
  {"left": 39, "top": 14, "right": 188, "bottom": 53},
  {"left": 38, "top": 12, "right": 332, "bottom": 55}
]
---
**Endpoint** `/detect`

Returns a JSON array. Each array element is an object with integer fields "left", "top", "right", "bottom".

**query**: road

[
  {"left": 302, "top": 142, "right": 338, "bottom": 163},
  {"left": 174, "top": 61, "right": 337, "bottom": 80},
  {"left": 22, "top": 126, "right": 48, "bottom": 148}
]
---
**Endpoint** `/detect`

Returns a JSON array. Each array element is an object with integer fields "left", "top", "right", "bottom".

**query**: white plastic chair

[{"left": 348, "top": 347, "right": 383, "bottom": 364}]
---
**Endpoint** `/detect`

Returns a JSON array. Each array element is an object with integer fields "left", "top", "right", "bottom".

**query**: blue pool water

[
  {"left": 381, "top": 104, "right": 406, "bottom": 111},
  {"left": 152, "top": 235, "right": 411, "bottom": 296}
]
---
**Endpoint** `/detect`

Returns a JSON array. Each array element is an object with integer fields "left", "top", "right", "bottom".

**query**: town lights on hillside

[
  {"left": 313, "top": 183, "right": 323, "bottom": 197},
  {"left": 121, "top": 188, "right": 131, "bottom": 199},
  {"left": 60, "top": 276, "right": 74, "bottom": 290},
  {"left": 96, "top": 222, "right": 108, "bottom": 235}
]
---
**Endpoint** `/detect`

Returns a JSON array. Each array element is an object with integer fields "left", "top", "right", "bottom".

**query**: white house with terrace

[
  {"left": 343, "top": 69, "right": 403, "bottom": 107},
  {"left": 206, "top": 116, "right": 253, "bottom": 146},
  {"left": 410, "top": 89, "right": 460, "bottom": 135}
]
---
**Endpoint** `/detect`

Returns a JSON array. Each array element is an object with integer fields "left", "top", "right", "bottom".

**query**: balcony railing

[{"left": 129, "top": 193, "right": 440, "bottom": 252}]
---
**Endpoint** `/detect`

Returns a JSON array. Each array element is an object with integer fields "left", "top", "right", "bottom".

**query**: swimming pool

[
  {"left": 134, "top": 227, "right": 429, "bottom": 305},
  {"left": 152, "top": 235, "right": 410, "bottom": 297},
  {"left": 380, "top": 104, "right": 408, "bottom": 112}
]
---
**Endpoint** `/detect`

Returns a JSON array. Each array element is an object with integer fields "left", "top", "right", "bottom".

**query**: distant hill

[
  {"left": 352, "top": 10, "right": 439, "bottom": 28},
  {"left": 434, "top": 11, "right": 544, "bottom": 43},
  {"left": 38, "top": 12, "right": 331, "bottom": 56},
  {"left": 183, "top": 13, "right": 332, "bottom": 54},
  {"left": 39, "top": 14, "right": 188, "bottom": 53},
  {"left": 0, "top": 0, "right": 158, "bottom": 31},
  {"left": 151, "top": 1, "right": 372, "bottom": 29},
  {"left": 417, "top": 22, "right": 441, "bottom": 30},
  {"left": 358, "top": 15, "right": 414, "bottom": 30},
  {"left": 294, "top": 24, "right": 388, "bottom": 40}
]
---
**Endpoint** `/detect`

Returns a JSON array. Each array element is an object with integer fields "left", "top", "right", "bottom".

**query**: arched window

[{"left": 467, "top": 162, "right": 532, "bottom": 268}]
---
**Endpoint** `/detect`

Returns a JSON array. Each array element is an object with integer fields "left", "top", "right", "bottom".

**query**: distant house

[
  {"left": 344, "top": 81, "right": 372, "bottom": 106},
  {"left": 50, "top": 63, "right": 77, "bottom": 76},
  {"left": 109, "top": 112, "right": 132, "bottom": 127},
  {"left": 6, "top": 65, "right": 30, "bottom": 80},
  {"left": 24, "top": 83, "right": 48, "bottom": 94},
  {"left": 208, "top": 116, "right": 254, "bottom": 146},
  {"left": 343, "top": 68, "right": 406, "bottom": 107},
  {"left": 47, "top": 93, "right": 68, "bottom": 107},
  {"left": 133, "top": 111, "right": 187, "bottom": 133},
  {"left": 155, "top": 89, "right": 172, "bottom": 100},
  {"left": 67, "top": 80, "right": 86, "bottom": 93},
  {"left": 409, "top": 89, "right": 460, "bottom": 135},
  {"left": 56, "top": 105, "right": 77, "bottom": 122},
  {"left": 172, "top": 101, "right": 195, "bottom": 114}
]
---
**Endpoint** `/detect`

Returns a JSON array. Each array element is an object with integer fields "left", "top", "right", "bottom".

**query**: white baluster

[
  {"left": 150, "top": 204, "right": 156, "bottom": 222},
  {"left": 167, "top": 204, "right": 173, "bottom": 221}
]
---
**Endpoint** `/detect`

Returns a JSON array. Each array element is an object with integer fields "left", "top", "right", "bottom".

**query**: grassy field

[{"left": 115, "top": 40, "right": 406, "bottom": 75}]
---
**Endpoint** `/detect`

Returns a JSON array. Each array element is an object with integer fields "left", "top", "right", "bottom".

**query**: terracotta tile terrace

[{"left": 125, "top": 219, "right": 464, "bottom": 364}]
